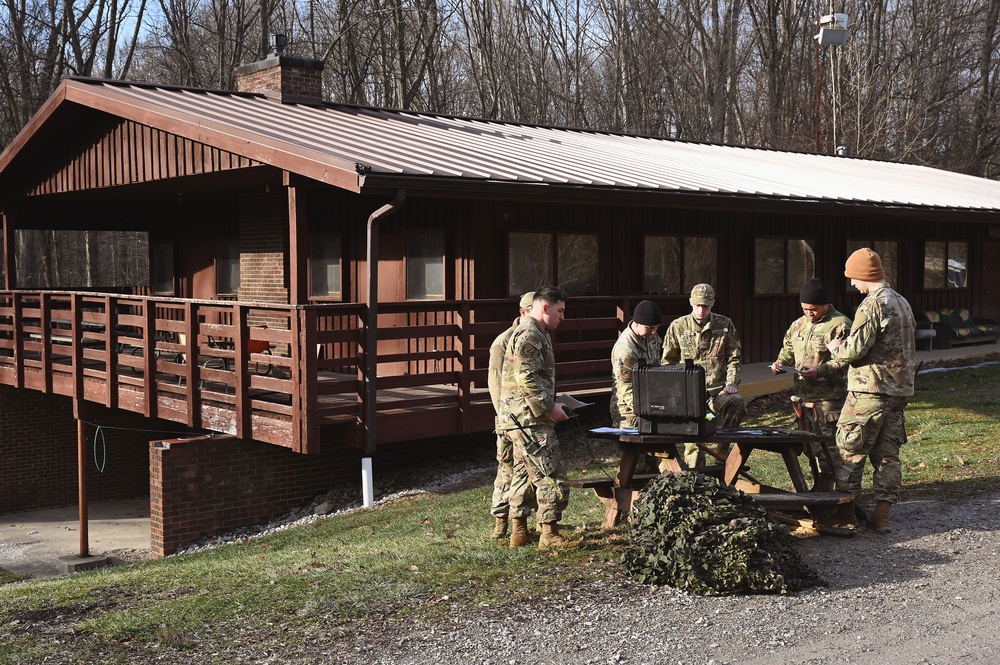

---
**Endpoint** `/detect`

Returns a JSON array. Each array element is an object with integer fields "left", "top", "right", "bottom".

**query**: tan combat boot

[
  {"left": 491, "top": 516, "right": 509, "bottom": 539},
  {"left": 812, "top": 475, "right": 836, "bottom": 492},
  {"left": 509, "top": 516, "right": 530, "bottom": 547},
  {"left": 538, "top": 523, "right": 581, "bottom": 550},
  {"left": 833, "top": 500, "right": 859, "bottom": 528},
  {"left": 866, "top": 500, "right": 892, "bottom": 533}
]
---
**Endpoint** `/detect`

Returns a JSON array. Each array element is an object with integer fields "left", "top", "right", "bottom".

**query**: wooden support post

[
  {"left": 235, "top": 305, "right": 249, "bottom": 439},
  {"left": 77, "top": 418, "right": 90, "bottom": 557}
]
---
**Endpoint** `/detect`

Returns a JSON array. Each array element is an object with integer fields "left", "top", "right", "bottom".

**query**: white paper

[
  {"left": 589, "top": 427, "right": 639, "bottom": 434},
  {"left": 557, "top": 394, "right": 594, "bottom": 409}
]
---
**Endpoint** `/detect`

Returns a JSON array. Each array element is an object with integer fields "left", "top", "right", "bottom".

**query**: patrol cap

[
  {"left": 689, "top": 283, "right": 715, "bottom": 306},
  {"left": 519, "top": 292, "right": 535, "bottom": 309}
]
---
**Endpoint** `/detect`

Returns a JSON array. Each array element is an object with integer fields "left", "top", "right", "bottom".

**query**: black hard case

[{"left": 632, "top": 360, "right": 716, "bottom": 436}]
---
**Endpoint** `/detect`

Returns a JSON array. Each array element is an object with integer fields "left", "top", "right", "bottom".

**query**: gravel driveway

[{"left": 329, "top": 490, "right": 1000, "bottom": 665}]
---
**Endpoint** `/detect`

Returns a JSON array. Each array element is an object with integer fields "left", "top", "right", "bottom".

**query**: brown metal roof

[{"left": 4, "top": 77, "right": 1000, "bottom": 212}]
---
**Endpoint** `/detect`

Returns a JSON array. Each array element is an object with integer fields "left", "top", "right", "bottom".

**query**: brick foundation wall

[
  {"left": 0, "top": 387, "right": 157, "bottom": 514},
  {"left": 150, "top": 435, "right": 358, "bottom": 557}
]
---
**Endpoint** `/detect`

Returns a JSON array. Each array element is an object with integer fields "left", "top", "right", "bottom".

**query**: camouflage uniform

[
  {"left": 830, "top": 283, "right": 916, "bottom": 503},
  {"left": 661, "top": 312, "right": 745, "bottom": 466},
  {"left": 775, "top": 307, "right": 851, "bottom": 478},
  {"left": 497, "top": 317, "right": 569, "bottom": 524},
  {"left": 487, "top": 318, "right": 534, "bottom": 519},
  {"left": 610, "top": 324, "right": 663, "bottom": 428}
]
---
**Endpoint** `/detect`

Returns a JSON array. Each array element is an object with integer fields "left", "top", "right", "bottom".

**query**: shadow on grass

[{"left": 903, "top": 473, "right": 1000, "bottom": 502}]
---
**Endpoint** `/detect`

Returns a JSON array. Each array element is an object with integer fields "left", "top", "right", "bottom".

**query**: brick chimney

[{"left": 235, "top": 34, "right": 325, "bottom": 105}]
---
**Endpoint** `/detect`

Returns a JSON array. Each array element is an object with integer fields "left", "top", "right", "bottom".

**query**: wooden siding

[{"left": 24, "top": 112, "right": 262, "bottom": 196}]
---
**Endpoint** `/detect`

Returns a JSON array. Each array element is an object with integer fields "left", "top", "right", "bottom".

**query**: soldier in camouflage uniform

[
  {"left": 770, "top": 278, "right": 850, "bottom": 491},
  {"left": 486, "top": 291, "right": 535, "bottom": 539},
  {"left": 497, "top": 285, "right": 580, "bottom": 549},
  {"left": 611, "top": 300, "right": 663, "bottom": 429},
  {"left": 828, "top": 248, "right": 916, "bottom": 533},
  {"left": 661, "top": 283, "right": 745, "bottom": 468}
]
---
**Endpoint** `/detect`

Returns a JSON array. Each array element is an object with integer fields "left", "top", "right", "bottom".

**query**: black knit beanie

[
  {"left": 799, "top": 278, "right": 828, "bottom": 305},
  {"left": 632, "top": 300, "right": 662, "bottom": 326}
]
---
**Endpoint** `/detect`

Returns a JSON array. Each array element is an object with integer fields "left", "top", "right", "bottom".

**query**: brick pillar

[{"left": 237, "top": 191, "right": 290, "bottom": 331}]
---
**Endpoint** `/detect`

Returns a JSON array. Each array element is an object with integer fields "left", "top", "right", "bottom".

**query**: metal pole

[
  {"left": 363, "top": 189, "right": 406, "bottom": 508},
  {"left": 814, "top": 1, "right": 821, "bottom": 152}
]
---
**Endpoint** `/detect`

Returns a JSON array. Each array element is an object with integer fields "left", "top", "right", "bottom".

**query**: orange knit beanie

[{"left": 844, "top": 248, "right": 885, "bottom": 281}]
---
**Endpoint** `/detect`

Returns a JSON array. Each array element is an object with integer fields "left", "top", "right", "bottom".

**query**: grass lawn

[{"left": 1, "top": 361, "right": 999, "bottom": 663}]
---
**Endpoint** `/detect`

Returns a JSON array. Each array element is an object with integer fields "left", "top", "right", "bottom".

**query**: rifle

[{"left": 509, "top": 414, "right": 544, "bottom": 456}]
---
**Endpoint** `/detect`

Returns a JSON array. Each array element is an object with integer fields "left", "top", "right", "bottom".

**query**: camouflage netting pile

[{"left": 622, "top": 471, "right": 823, "bottom": 595}]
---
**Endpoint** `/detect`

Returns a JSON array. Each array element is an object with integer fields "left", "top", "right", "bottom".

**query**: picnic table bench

[{"left": 581, "top": 427, "right": 854, "bottom": 530}]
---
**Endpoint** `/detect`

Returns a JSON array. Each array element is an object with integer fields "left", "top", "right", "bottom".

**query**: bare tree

[
  {"left": 742, "top": 0, "right": 813, "bottom": 150},
  {"left": 0, "top": 0, "right": 148, "bottom": 145}
]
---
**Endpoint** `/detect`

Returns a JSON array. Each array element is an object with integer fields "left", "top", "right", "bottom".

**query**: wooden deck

[{"left": 0, "top": 291, "right": 629, "bottom": 452}]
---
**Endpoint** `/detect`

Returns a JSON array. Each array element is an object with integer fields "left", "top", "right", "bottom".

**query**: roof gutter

[{"left": 362, "top": 188, "right": 406, "bottom": 504}]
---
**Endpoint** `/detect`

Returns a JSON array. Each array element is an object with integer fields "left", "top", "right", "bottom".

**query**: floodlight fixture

[{"left": 814, "top": 13, "right": 849, "bottom": 46}]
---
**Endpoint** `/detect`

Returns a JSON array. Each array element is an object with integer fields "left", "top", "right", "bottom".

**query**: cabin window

[
  {"left": 406, "top": 231, "right": 445, "bottom": 300},
  {"left": 14, "top": 229, "right": 148, "bottom": 288},
  {"left": 924, "top": 240, "right": 968, "bottom": 289},
  {"left": 216, "top": 238, "right": 240, "bottom": 295},
  {"left": 508, "top": 232, "right": 599, "bottom": 297},
  {"left": 754, "top": 238, "right": 815, "bottom": 294},
  {"left": 310, "top": 233, "right": 342, "bottom": 299},
  {"left": 152, "top": 241, "right": 175, "bottom": 295},
  {"left": 847, "top": 240, "right": 897, "bottom": 288},
  {"left": 643, "top": 235, "right": 717, "bottom": 294}
]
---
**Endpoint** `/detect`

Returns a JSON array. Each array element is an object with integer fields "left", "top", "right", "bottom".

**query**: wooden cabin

[{"left": 2, "top": 49, "right": 1000, "bottom": 555}]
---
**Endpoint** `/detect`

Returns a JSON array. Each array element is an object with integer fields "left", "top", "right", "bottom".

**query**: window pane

[
  {"left": 846, "top": 240, "right": 868, "bottom": 255},
  {"left": 684, "top": 237, "right": 717, "bottom": 293},
  {"left": 508, "top": 232, "right": 552, "bottom": 296},
  {"left": 873, "top": 241, "right": 897, "bottom": 285},
  {"left": 924, "top": 241, "right": 946, "bottom": 289},
  {"left": 755, "top": 238, "right": 784, "bottom": 294},
  {"left": 310, "top": 234, "right": 342, "bottom": 298},
  {"left": 152, "top": 241, "right": 174, "bottom": 294},
  {"left": 787, "top": 239, "right": 816, "bottom": 290},
  {"left": 947, "top": 241, "right": 968, "bottom": 288},
  {"left": 217, "top": 238, "right": 240, "bottom": 295},
  {"left": 14, "top": 230, "right": 149, "bottom": 289},
  {"left": 644, "top": 236, "right": 680, "bottom": 294},
  {"left": 406, "top": 232, "right": 445, "bottom": 300},
  {"left": 557, "top": 233, "right": 598, "bottom": 296}
]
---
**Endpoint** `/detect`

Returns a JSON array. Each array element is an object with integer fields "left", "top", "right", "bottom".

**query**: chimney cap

[{"left": 269, "top": 34, "right": 287, "bottom": 57}]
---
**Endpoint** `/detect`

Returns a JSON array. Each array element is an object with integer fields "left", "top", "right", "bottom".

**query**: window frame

[
  {"left": 753, "top": 237, "right": 816, "bottom": 295},
  {"left": 151, "top": 240, "right": 175, "bottom": 295},
  {"left": 309, "top": 232, "right": 343, "bottom": 300},
  {"left": 507, "top": 230, "right": 600, "bottom": 297},
  {"left": 642, "top": 234, "right": 718, "bottom": 296},
  {"left": 216, "top": 237, "right": 240, "bottom": 296},
  {"left": 405, "top": 230, "right": 447, "bottom": 301},
  {"left": 924, "top": 239, "right": 968, "bottom": 290}
]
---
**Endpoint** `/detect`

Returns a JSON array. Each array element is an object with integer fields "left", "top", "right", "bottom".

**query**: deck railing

[{"left": 0, "top": 291, "right": 677, "bottom": 451}]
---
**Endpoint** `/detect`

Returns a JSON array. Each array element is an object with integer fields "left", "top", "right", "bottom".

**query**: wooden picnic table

[{"left": 582, "top": 427, "right": 854, "bottom": 530}]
